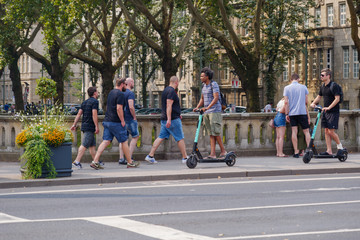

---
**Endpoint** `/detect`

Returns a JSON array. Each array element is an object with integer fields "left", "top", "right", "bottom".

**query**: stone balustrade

[{"left": 1, "top": 111, "right": 359, "bottom": 162}]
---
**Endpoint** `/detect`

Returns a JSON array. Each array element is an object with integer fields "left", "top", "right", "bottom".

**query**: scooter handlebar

[
  {"left": 194, "top": 109, "right": 204, "bottom": 114},
  {"left": 313, "top": 105, "right": 322, "bottom": 112}
]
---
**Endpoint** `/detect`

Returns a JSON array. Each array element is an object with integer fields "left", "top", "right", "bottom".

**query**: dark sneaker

[
  {"left": 118, "top": 158, "right": 127, "bottom": 165},
  {"left": 336, "top": 148, "right": 347, "bottom": 156},
  {"left": 90, "top": 161, "right": 104, "bottom": 170},
  {"left": 127, "top": 160, "right": 140, "bottom": 168},
  {"left": 293, "top": 153, "right": 299, "bottom": 158},
  {"left": 72, "top": 161, "right": 82, "bottom": 169}
]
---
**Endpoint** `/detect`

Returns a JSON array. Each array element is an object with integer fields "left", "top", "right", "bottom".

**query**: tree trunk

[
  {"left": 49, "top": 42, "right": 64, "bottom": 105},
  {"left": 245, "top": 66, "right": 261, "bottom": 112},
  {"left": 100, "top": 67, "right": 116, "bottom": 111},
  {"left": 8, "top": 45, "right": 24, "bottom": 111},
  {"left": 161, "top": 56, "right": 178, "bottom": 87},
  {"left": 264, "top": 60, "right": 276, "bottom": 105}
]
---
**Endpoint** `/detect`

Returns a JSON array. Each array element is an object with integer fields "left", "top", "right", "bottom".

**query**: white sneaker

[
  {"left": 182, "top": 156, "right": 189, "bottom": 164},
  {"left": 145, "top": 155, "right": 158, "bottom": 164}
]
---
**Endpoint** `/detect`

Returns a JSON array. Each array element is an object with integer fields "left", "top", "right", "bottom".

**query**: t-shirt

[
  {"left": 319, "top": 82, "right": 341, "bottom": 113},
  {"left": 123, "top": 89, "right": 136, "bottom": 122},
  {"left": 80, "top": 97, "right": 99, "bottom": 132},
  {"left": 104, "top": 89, "right": 125, "bottom": 122},
  {"left": 161, "top": 86, "right": 181, "bottom": 121},
  {"left": 283, "top": 81, "right": 309, "bottom": 116},
  {"left": 202, "top": 81, "right": 222, "bottom": 113}
]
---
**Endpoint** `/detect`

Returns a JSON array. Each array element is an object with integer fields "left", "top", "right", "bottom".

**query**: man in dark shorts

[
  {"left": 284, "top": 73, "right": 311, "bottom": 158},
  {"left": 70, "top": 87, "right": 99, "bottom": 169},
  {"left": 310, "top": 68, "right": 346, "bottom": 156},
  {"left": 145, "top": 76, "right": 188, "bottom": 163},
  {"left": 91, "top": 78, "right": 139, "bottom": 169}
]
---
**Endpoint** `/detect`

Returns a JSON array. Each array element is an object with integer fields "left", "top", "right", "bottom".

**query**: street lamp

[{"left": 303, "top": 29, "right": 310, "bottom": 87}]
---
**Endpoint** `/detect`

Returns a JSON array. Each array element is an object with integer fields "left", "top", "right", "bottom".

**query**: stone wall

[{"left": 1, "top": 111, "right": 359, "bottom": 162}]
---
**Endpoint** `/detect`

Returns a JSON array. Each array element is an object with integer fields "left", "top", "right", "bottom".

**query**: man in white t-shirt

[{"left": 284, "top": 73, "right": 311, "bottom": 158}]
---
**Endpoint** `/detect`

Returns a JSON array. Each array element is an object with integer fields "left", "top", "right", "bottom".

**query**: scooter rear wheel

[
  {"left": 225, "top": 154, "right": 236, "bottom": 166},
  {"left": 186, "top": 155, "right": 198, "bottom": 169},
  {"left": 303, "top": 152, "right": 312, "bottom": 164}
]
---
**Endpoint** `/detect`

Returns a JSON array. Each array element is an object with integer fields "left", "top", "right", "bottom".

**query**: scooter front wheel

[
  {"left": 303, "top": 152, "right": 312, "bottom": 164},
  {"left": 186, "top": 155, "right": 198, "bottom": 169},
  {"left": 338, "top": 151, "right": 348, "bottom": 162},
  {"left": 225, "top": 154, "right": 236, "bottom": 166}
]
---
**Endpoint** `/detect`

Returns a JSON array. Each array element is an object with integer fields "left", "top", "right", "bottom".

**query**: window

[
  {"left": 291, "top": 58, "right": 295, "bottom": 75},
  {"left": 327, "top": 49, "right": 332, "bottom": 69},
  {"left": 327, "top": 5, "right": 334, "bottom": 27},
  {"left": 283, "top": 61, "right": 288, "bottom": 81},
  {"left": 340, "top": 3, "right": 346, "bottom": 26},
  {"left": 343, "top": 47, "right": 349, "bottom": 78},
  {"left": 154, "top": 94, "right": 159, "bottom": 108},
  {"left": 319, "top": 49, "right": 324, "bottom": 71},
  {"left": 315, "top": 7, "right": 321, "bottom": 27},
  {"left": 354, "top": 48, "right": 359, "bottom": 78},
  {"left": 312, "top": 50, "right": 317, "bottom": 79},
  {"left": 181, "top": 94, "right": 186, "bottom": 107}
]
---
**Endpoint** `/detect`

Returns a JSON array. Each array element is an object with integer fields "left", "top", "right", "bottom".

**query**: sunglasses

[{"left": 320, "top": 74, "right": 326, "bottom": 77}]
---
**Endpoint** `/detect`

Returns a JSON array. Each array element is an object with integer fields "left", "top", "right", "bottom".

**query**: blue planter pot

[{"left": 21, "top": 142, "right": 73, "bottom": 178}]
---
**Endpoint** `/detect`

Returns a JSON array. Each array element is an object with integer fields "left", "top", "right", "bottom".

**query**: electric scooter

[
  {"left": 303, "top": 106, "right": 348, "bottom": 164},
  {"left": 186, "top": 110, "right": 236, "bottom": 169}
]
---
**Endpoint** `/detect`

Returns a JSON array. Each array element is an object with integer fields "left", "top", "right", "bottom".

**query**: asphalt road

[{"left": 1, "top": 173, "right": 360, "bottom": 240}]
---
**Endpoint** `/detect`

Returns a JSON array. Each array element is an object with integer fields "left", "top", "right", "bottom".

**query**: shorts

[
  {"left": 203, "top": 112, "right": 222, "bottom": 136},
  {"left": 274, "top": 112, "right": 286, "bottom": 127},
  {"left": 82, "top": 131, "right": 96, "bottom": 148},
  {"left": 158, "top": 118, "right": 184, "bottom": 142},
  {"left": 125, "top": 119, "right": 139, "bottom": 138},
  {"left": 289, "top": 115, "right": 309, "bottom": 129},
  {"left": 102, "top": 122, "right": 128, "bottom": 143},
  {"left": 321, "top": 111, "right": 339, "bottom": 129}
]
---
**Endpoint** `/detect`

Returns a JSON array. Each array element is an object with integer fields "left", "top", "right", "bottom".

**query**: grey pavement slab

[{"left": 1, "top": 153, "right": 360, "bottom": 189}]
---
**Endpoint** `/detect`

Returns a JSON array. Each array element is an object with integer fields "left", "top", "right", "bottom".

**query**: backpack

[
  {"left": 329, "top": 81, "right": 344, "bottom": 103},
  {"left": 209, "top": 81, "right": 227, "bottom": 111}
]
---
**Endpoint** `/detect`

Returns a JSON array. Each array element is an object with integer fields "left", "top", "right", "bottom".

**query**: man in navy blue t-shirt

[
  {"left": 145, "top": 76, "right": 188, "bottom": 163},
  {"left": 91, "top": 78, "right": 139, "bottom": 169},
  {"left": 119, "top": 78, "right": 139, "bottom": 165},
  {"left": 70, "top": 87, "right": 99, "bottom": 169}
]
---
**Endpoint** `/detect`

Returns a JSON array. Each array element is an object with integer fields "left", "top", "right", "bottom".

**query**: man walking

[
  {"left": 70, "top": 87, "right": 99, "bottom": 169},
  {"left": 145, "top": 76, "right": 188, "bottom": 163},
  {"left": 91, "top": 78, "right": 139, "bottom": 169},
  {"left": 284, "top": 73, "right": 311, "bottom": 158},
  {"left": 310, "top": 68, "right": 346, "bottom": 156},
  {"left": 193, "top": 67, "right": 227, "bottom": 159},
  {"left": 119, "top": 78, "right": 139, "bottom": 165}
]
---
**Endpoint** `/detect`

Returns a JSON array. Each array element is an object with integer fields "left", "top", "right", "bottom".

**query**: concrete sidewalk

[{"left": 1, "top": 154, "right": 360, "bottom": 189}]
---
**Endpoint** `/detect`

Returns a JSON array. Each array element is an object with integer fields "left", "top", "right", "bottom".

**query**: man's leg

[
  {"left": 129, "top": 136, "right": 139, "bottom": 157},
  {"left": 89, "top": 146, "right": 96, "bottom": 160},
  {"left": 302, "top": 128, "right": 311, "bottom": 147},
  {"left": 209, "top": 135, "right": 216, "bottom": 158},
  {"left": 177, "top": 139, "right": 187, "bottom": 159},
  {"left": 215, "top": 135, "right": 227, "bottom": 156},
  {"left": 119, "top": 142, "right": 124, "bottom": 159},
  {"left": 148, "top": 137, "right": 164, "bottom": 157},
  {"left": 74, "top": 145, "right": 86, "bottom": 163},
  {"left": 121, "top": 140, "right": 133, "bottom": 164},
  {"left": 291, "top": 126, "right": 299, "bottom": 154},
  {"left": 93, "top": 140, "right": 111, "bottom": 163},
  {"left": 324, "top": 128, "right": 333, "bottom": 154}
]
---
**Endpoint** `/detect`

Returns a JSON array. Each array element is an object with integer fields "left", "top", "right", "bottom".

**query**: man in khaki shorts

[{"left": 194, "top": 67, "right": 227, "bottom": 159}]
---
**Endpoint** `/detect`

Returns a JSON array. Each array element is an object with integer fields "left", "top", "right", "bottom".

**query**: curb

[{"left": 1, "top": 167, "right": 360, "bottom": 189}]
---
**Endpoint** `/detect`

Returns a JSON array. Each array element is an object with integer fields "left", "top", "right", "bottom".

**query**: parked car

[
  {"left": 63, "top": 104, "right": 81, "bottom": 115},
  {"left": 224, "top": 106, "right": 246, "bottom": 113},
  {"left": 146, "top": 108, "right": 162, "bottom": 115},
  {"left": 181, "top": 108, "right": 194, "bottom": 114},
  {"left": 136, "top": 108, "right": 150, "bottom": 114}
]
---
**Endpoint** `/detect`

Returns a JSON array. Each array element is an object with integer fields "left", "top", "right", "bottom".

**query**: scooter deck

[
  {"left": 198, "top": 157, "right": 230, "bottom": 163},
  {"left": 314, "top": 154, "right": 339, "bottom": 159}
]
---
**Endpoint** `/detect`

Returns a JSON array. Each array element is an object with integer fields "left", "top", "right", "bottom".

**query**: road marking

[
  {"left": 1, "top": 176, "right": 360, "bottom": 196},
  {"left": 1, "top": 200, "right": 359, "bottom": 224},
  {"left": 88, "top": 216, "right": 215, "bottom": 240},
  {"left": 220, "top": 228, "right": 360, "bottom": 239},
  {"left": 0, "top": 212, "right": 28, "bottom": 223},
  {"left": 280, "top": 187, "right": 360, "bottom": 193}
]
